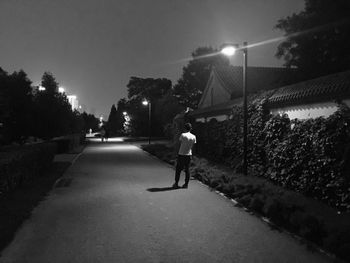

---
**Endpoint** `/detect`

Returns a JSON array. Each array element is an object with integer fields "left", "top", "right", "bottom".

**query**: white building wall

[
  {"left": 67, "top": 95, "right": 79, "bottom": 111},
  {"left": 270, "top": 102, "right": 339, "bottom": 120},
  {"left": 195, "top": 114, "right": 229, "bottom": 123}
]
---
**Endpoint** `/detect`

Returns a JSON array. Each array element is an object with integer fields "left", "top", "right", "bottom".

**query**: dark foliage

[
  {"left": 173, "top": 46, "right": 229, "bottom": 109},
  {"left": 0, "top": 68, "right": 86, "bottom": 144},
  {"left": 107, "top": 104, "right": 123, "bottom": 136},
  {"left": 0, "top": 142, "right": 56, "bottom": 195},
  {"left": 193, "top": 100, "right": 350, "bottom": 211},
  {"left": 81, "top": 112, "right": 99, "bottom": 133},
  {"left": 275, "top": 0, "right": 350, "bottom": 79}
]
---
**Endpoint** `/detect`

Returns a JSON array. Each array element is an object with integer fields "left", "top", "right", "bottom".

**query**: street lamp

[
  {"left": 142, "top": 99, "right": 151, "bottom": 144},
  {"left": 221, "top": 42, "right": 248, "bottom": 176},
  {"left": 58, "top": 87, "right": 65, "bottom": 93}
]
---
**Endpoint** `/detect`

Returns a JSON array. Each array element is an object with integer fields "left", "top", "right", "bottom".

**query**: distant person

[
  {"left": 173, "top": 123, "right": 196, "bottom": 189},
  {"left": 104, "top": 127, "right": 109, "bottom": 142},
  {"left": 89, "top": 128, "right": 92, "bottom": 135},
  {"left": 100, "top": 127, "right": 106, "bottom": 142}
]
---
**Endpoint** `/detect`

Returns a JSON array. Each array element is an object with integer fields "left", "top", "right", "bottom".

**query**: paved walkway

[{"left": 0, "top": 139, "right": 332, "bottom": 263}]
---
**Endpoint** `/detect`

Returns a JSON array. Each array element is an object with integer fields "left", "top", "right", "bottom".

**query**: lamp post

[
  {"left": 142, "top": 99, "right": 151, "bottom": 144},
  {"left": 221, "top": 42, "right": 248, "bottom": 176}
]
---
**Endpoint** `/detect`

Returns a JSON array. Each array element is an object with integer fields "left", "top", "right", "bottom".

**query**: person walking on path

[
  {"left": 100, "top": 126, "right": 106, "bottom": 142},
  {"left": 173, "top": 123, "right": 196, "bottom": 189},
  {"left": 104, "top": 126, "right": 109, "bottom": 142}
]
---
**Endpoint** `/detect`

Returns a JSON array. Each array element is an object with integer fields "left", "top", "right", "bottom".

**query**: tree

[
  {"left": 0, "top": 69, "right": 33, "bottom": 143},
  {"left": 107, "top": 104, "right": 123, "bottom": 135},
  {"left": 81, "top": 112, "right": 99, "bottom": 133},
  {"left": 125, "top": 77, "right": 172, "bottom": 136},
  {"left": 33, "top": 72, "right": 74, "bottom": 139},
  {"left": 173, "top": 46, "right": 229, "bottom": 109},
  {"left": 41, "top": 71, "right": 59, "bottom": 94},
  {"left": 275, "top": 0, "right": 350, "bottom": 79}
]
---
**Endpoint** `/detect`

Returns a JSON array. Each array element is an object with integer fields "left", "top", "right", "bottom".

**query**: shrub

[
  {"left": 0, "top": 142, "right": 56, "bottom": 195},
  {"left": 297, "top": 214, "right": 326, "bottom": 245},
  {"left": 193, "top": 101, "right": 350, "bottom": 211},
  {"left": 263, "top": 198, "right": 284, "bottom": 224},
  {"left": 249, "top": 194, "right": 265, "bottom": 213}
]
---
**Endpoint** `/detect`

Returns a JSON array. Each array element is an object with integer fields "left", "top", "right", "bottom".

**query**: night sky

[{"left": 0, "top": 0, "right": 304, "bottom": 118}]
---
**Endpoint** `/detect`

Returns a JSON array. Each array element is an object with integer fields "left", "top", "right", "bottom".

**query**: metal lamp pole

[
  {"left": 142, "top": 99, "right": 151, "bottom": 144},
  {"left": 221, "top": 42, "right": 248, "bottom": 175},
  {"left": 148, "top": 101, "right": 151, "bottom": 145},
  {"left": 242, "top": 42, "right": 248, "bottom": 176}
]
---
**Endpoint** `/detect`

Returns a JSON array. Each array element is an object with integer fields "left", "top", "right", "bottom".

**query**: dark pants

[{"left": 175, "top": 155, "right": 191, "bottom": 185}]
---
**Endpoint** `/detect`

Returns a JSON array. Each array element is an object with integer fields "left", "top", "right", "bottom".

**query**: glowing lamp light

[
  {"left": 221, "top": 45, "right": 236, "bottom": 56},
  {"left": 142, "top": 100, "right": 149, "bottom": 106},
  {"left": 123, "top": 111, "right": 127, "bottom": 116},
  {"left": 38, "top": 86, "right": 46, "bottom": 91}
]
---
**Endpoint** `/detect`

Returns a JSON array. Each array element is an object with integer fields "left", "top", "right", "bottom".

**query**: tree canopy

[
  {"left": 107, "top": 104, "right": 124, "bottom": 135},
  {"left": 41, "top": 71, "right": 59, "bottom": 94},
  {"left": 173, "top": 46, "right": 229, "bottom": 109},
  {"left": 275, "top": 0, "right": 350, "bottom": 79},
  {"left": 114, "top": 77, "right": 181, "bottom": 137},
  {"left": 0, "top": 68, "right": 89, "bottom": 144}
]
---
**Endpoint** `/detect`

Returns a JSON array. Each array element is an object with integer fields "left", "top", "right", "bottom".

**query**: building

[
  {"left": 190, "top": 66, "right": 350, "bottom": 122},
  {"left": 67, "top": 95, "right": 79, "bottom": 111},
  {"left": 190, "top": 65, "right": 297, "bottom": 122},
  {"left": 267, "top": 70, "right": 350, "bottom": 119}
]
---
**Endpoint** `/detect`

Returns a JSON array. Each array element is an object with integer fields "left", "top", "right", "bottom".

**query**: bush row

[
  {"left": 193, "top": 101, "right": 350, "bottom": 211},
  {"left": 52, "top": 133, "right": 85, "bottom": 154},
  {"left": 0, "top": 142, "right": 57, "bottom": 195},
  {"left": 191, "top": 164, "right": 350, "bottom": 262}
]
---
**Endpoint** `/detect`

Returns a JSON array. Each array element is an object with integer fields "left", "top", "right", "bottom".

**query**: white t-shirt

[{"left": 178, "top": 132, "right": 196, "bottom": 156}]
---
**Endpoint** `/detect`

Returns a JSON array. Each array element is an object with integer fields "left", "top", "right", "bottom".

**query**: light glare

[{"left": 221, "top": 46, "right": 236, "bottom": 56}]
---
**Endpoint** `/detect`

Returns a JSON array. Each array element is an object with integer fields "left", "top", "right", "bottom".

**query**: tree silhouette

[
  {"left": 107, "top": 104, "right": 123, "bottom": 135},
  {"left": 275, "top": 0, "right": 350, "bottom": 79},
  {"left": 0, "top": 69, "right": 33, "bottom": 143},
  {"left": 41, "top": 71, "right": 59, "bottom": 94},
  {"left": 173, "top": 46, "right": 229, "bottom": 109},
  {"left": 33, "top": 72, "right": 75, "bottom": 139}
]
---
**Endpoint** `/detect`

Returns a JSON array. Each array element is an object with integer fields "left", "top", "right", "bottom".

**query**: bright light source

[
  {"left": 79, "top": 105, "right": 82, "bottom": 109},
  {"left": 58, "top": 87, "right": 65, "bottom": 93},
  {"left": 38, "top": 86, "right": 46, "bottom": 91},
  {"left": 142, "top": 100, "right": 149, "bottom": 106},
  {"left": 123, "top": 111, "right": 127, "bottom": 116},
  {"left": 221, "top": 45, "right": 236, "bottom": 56}
]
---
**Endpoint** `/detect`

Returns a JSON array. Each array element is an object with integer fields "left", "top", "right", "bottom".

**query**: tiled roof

[
  {"left": 214, "top": 65, "right": 297, "bottom": 98},
  {"left": 189, "top": 98, "right": 242, "bottom": 118},
  {"left": 268, "top": 70, "right": 350, "bottom": 106}
]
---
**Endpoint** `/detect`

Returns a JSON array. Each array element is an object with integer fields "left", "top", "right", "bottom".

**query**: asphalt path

[{"left": 0, "top": 138, "right": 332, "bottom": 263}]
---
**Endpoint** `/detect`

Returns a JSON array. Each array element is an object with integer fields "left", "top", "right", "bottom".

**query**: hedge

[
  {"left": 52, "top": 133, "right": 85, "bottom": 154},
  {"left": 193, "top": 100, "right": 350, "bottom": 211},
  {"left": 0, "top": 142, "right": 56, "bottom": 195}
]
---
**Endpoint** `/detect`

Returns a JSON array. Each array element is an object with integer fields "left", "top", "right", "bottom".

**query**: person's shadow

[{"left": 147, "top": 186, "right": 181, "bottom": 192}]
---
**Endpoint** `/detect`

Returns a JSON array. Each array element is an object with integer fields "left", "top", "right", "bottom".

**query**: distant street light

[
  {"left": 38, "top": 86, "right": 46, "bottom": 91},
  {"left": 221, "top": 42, "right": 248, "bottom": 176},
  {"left": 142, "top": 99, "right": 151, "bottom": 144}
]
